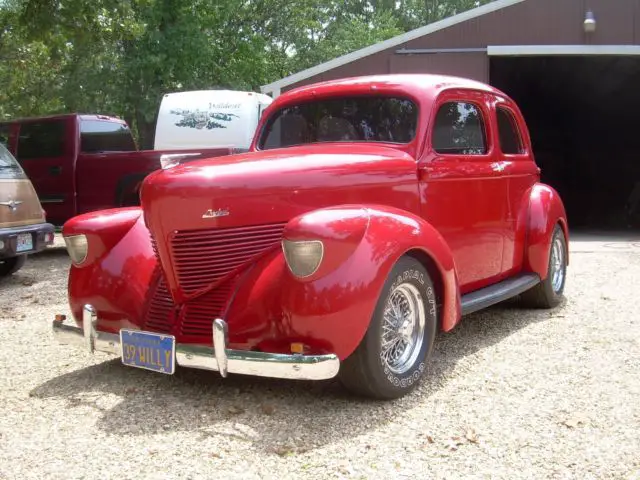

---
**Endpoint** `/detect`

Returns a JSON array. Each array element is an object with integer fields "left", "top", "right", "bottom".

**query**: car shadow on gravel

[
  {"left": 0, "top": 248, "right": 68, "bottom": 285},
  {"left": 31, "top": 246, "right": 69, "bottom": 257},
  {"left": 0, "top": 247, "right": 70, "bottom": 311},
  {"left": 29, "top": 297, "right": 567, "bottom": 455}
]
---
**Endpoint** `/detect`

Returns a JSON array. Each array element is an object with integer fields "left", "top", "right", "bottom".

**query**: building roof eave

[{"left": 260, "top": 0, "right": 527, "bottom": 95}]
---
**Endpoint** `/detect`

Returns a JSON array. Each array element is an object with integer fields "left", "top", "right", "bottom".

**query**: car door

[
  {"left": 491, "top": 98, "right": 540, "bottom": 275},
  {"left": 15, "top": 117, "right": 77, "bottom": 225},
  {"left": 417, "top": 90, "right": 510, "bottom": 294}
]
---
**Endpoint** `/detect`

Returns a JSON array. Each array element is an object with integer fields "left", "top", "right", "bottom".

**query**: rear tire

[
  {"left": 0, "top": 255, "right": 27, "bottom": 278},
  {"left": 521, "top": 224, "right": 567, "bottom": 308},
  {"left": 338, "top": 256, "right": 437, "bottom": 400}
]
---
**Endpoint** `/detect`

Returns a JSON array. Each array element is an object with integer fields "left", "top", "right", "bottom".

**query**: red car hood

[{"left": 140, "top": 143, "right": 418, "bottom": 302}]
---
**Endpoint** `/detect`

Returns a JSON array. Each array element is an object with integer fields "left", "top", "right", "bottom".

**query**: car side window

[
  {"left": 432, "top": 101, "right": 487, "bottom": 155},
  {"left": 17, "top": 120, "right": 66, "bottom": 160},
  {"left": 496, "top": 107, "right": 524, "bottom": 154}
]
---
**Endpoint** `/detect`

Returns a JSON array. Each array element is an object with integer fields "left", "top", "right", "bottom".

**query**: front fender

[
  {"left": 224, "top": 205, "right": 460, "bottom": 360},
  {"left": 357, "top": 205, "right": 461, "bottom": 332},
  {"left": 524, "top": 183, "right": 569, "bottom": 278},
  {"left": 62, "top": 207, "right": 143, "bottom": 267},
  {"left": 66, "top": 212, "right": 157, "bottom": 332}
]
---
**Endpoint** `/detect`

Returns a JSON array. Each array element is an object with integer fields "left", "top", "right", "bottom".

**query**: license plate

[
  {"left": 120, "top": 329, "right": 175, "bottom": 374},
  {"left": 16, "top": 233, "right": 33, "bottom": 252}
]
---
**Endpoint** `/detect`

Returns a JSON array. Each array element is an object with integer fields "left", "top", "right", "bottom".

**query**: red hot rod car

[{"left": 53, "top": 74, "right": 568, "bottom": 400}]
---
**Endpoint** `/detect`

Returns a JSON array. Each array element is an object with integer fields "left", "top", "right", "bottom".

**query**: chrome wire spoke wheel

[
  {"left": 550, "top": 235, "right": 565, "bottom": 293},
  {"left": 339, "top": 256, "right": 436, "bottom": 399},
  {"left": 380, "top": 283, "right": 426, "bottom": 375}
]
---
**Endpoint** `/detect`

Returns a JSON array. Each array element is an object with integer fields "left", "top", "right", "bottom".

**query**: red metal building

[{"left": 262, "top": 0, "right": 640, "bottom": 230}]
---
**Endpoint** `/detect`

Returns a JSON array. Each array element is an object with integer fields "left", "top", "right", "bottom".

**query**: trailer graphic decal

[{"left": 170, "top": 109, "right": 239, "bottom": 130}]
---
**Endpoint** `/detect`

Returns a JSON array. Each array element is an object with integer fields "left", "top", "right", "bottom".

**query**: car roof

[{"left": 278, "top": 74, "right": 507, "bottom": 103}]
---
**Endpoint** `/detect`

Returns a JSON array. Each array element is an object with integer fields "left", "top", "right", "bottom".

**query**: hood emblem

[
  {"left": 0, "top": 200, "right": 23, "bottom": 213},
  {"left": 202, "top": 208, "right": 230, "bottom": 219}
]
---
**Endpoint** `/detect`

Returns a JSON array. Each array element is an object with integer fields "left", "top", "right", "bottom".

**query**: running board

[{"left": 461, "top": 273, "right": 541, "bottom": 316}]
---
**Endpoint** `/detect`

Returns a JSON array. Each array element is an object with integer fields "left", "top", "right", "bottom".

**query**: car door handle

[{"left": 49, "top": 166, "right": 62, "bottom": 176}]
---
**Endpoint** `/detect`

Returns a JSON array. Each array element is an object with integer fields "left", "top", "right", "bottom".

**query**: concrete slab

[{"left": 569, "top": 231, "right": 640, "bottom": 253}]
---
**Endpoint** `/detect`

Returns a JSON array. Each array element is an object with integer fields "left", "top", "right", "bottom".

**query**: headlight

[
  {"left": 282, "top": 239, "right": 324, "bottom": 278},
  {"left": 64, "top": 234, "right": 88, "bottom": 265}
]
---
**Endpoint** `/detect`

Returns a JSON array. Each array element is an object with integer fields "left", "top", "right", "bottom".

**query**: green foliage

[{"left": 0, "top": 0, "right": 496, "bottom": 147}]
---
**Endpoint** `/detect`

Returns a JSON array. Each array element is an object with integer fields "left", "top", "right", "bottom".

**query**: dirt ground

[{"left": 0, "top": 233, "right": 639, "bottom": 480}]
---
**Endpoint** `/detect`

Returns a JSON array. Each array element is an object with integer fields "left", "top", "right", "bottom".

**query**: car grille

[
  {"left": 143, "top": 223, "right": 286, "bottom": 338},
  {"left": 179, "top": 280, "right": 237, "bottom": 337},
  {"left": 142, "top": 274, "right": 175, "bottom": 333},
  {"left": 170, "top": 223, "right": 287, "bottom": 295},
  {"left": 142, "top": 273, "right": 237, "bottom": 338}
]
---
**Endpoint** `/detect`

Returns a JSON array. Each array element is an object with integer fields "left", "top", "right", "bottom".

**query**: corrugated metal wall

[{"left": 283, "top": 0, "right": 640, "bottom": 92}]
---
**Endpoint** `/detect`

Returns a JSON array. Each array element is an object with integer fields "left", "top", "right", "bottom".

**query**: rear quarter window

[
  {"left": 496, "top": 107, "right": 524, "bottom": 154},
  {"left": 17, "top": 120, "right": 66, "bottom": 160}
]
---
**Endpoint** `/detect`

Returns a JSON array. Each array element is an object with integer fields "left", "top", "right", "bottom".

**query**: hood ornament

[
  {"left": 202, "top": 208, "right": 230, "bottom": 219},
  {"left": 0, "top": 200, "right": 23, "bottom": 213}
]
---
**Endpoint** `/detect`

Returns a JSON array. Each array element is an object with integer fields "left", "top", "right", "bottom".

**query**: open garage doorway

[{"left": 490, "top": 54, "right": 640, "bottom": 231}]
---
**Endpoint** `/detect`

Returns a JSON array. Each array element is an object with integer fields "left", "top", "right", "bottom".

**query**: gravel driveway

[{"left": 1, "top": 234, "right": 639, "bottom": 480}]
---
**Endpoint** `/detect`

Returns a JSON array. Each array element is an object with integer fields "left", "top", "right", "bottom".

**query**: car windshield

[
  {"left": 0, "top": 143, "right": 26, "bottom": 179},
  {"left": 258, "top": 95, "right": 418, "bottom": 150},
  {"left": 80, "top": 119, "right": 137, "bottom": 153}
]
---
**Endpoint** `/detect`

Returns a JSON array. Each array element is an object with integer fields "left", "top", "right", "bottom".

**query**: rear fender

[
  {"left": 523, "top": 183, "right": 569, "bottom": 278},
  {"left": 225, "top": 205, "right": 460, "bottom": 360}
]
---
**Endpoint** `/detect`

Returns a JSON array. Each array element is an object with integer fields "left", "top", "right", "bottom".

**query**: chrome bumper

[{"left": 52, "top": 305, "right": 340, "bottom": 381}]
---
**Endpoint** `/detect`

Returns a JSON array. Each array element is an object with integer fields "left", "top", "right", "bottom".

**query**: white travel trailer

[{"left": 153, "top": 90, "right": 273, "bottom": 151}]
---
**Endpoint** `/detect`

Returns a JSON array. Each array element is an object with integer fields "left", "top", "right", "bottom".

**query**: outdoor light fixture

[{"left": 584, "top": 10, "right": 596, "bottom": 33}]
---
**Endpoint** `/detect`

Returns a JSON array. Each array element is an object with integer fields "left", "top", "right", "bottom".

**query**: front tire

[
  {"left": 338, "top": 256, "right": 437, "bottom": 400},
  {"left": 0, "top": 255, "right": 27, "bottom": 278},
  {"left": 521, "top": 224, "right": 567, "bottom": 308}
]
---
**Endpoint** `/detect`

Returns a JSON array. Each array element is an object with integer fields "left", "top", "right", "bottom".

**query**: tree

[{"left": 0, "top": 0, "right": 499, "bottom": 145}]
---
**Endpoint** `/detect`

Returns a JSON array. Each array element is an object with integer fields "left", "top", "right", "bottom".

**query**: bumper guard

[{"left": 52, "top": 305, "right": 340, "bottom": 381}]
